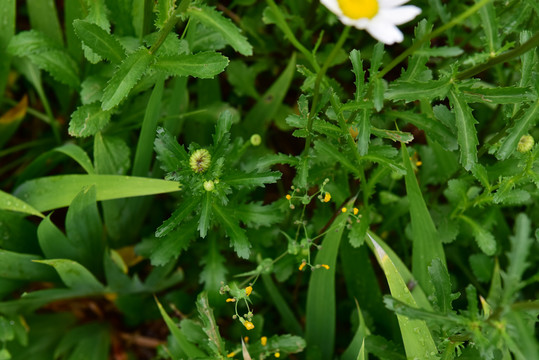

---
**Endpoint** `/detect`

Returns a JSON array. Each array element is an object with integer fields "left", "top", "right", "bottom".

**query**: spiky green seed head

[
  {"left": 189, "top": 149, "right": 211, "bottom": 173},
  {"left": 517, "top": 134, "right": 534, "bottom": 153}
]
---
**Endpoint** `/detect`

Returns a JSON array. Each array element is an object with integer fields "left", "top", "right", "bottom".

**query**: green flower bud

[
  {"left": 250, "top": 134, "right": 262, "bottom": 146},
  {"left": 517, "top": 134, "right": 534, "bottom": 153},
  {"left": 189, "top": 149, "right": 211, "bottom": 173},
  {"left": 203, "top": 180, "right": 215, "bottom": 192}
]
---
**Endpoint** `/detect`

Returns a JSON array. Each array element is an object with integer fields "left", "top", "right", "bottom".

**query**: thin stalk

[
  {"left": 149, "top": 0, "right": 191, "bottom": 55},
  {"left": 265, "top": 0, "right": 320, "bottom": 72},
  {"left": 378, "top": 0, "right": 494, "bottom": 79},
  {"left": 456, "top": 31, "right": 539, "bottom": 80}
]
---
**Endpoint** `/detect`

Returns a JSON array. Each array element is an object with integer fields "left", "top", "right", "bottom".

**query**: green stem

[
  {"left": 378, "top": 0, "right": 494, "bottom": 79},
  {"left": 34, "top": 82, "right": 61, "bottom": 144},
  {"left": 149, "top": 0, "right": 190, "bottom": 55},
  {"left": 141, "top": 0, "right": 154, "bottom": 40},
  {"left": 265, "top": 0, "right": 320, "bottom": 72},
  {"left": 456, "top": 31, "right": 539, "bottom": 80}
]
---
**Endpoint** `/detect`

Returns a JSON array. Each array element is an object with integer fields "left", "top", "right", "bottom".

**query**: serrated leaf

[
  {"left": 314, "top": 140, "right": 359, "bottom": 176},
  {"left": 386, "top": 77, "right": 451, "bottom": 103},
  {"left": 212, "top": 203, "right": 250, "bottom": 258},
  {"left": 153, "top": 51, "right": 229, "bottom": 79},
  {"left": 497, "top": 100, "right": 539, "bottom": 159},
  {"left": 198, "top": 191, "right": 212, "bottom": 238},
  {"left": 145, "top": 223, "right": 196, "bottom": 266},
  {"left": 504, "top": 213, "right": 533, "bottom": 300},
  {"left": 233, "top": 202, "right": 283, "bottom": 228},
  {"left": 350, "top": 49, "right": 365, "bottom": 101},
  {"left": 73, "top": 20, "right": 125, "bottom": 63},
  {"left": 356, "top": 109, "right": 371, "bottom": 156},
  {"left": 7, "top": 30, "right": 59, "bottom": 56},
  {"left": 222, "top": 171, "right": 281, "bottom": 189},
  {"left": 101, "top": 48, "right": 154, "bottom": 110},
  {"left": 154, "top": 127, "right": 189, "bottom": 173},
  {"left": 27, "top": 49, "right": 80, "bottom": 87},
  {"left": 448, "top": 87, "right": 479, "bottom": 171},
  {"left": 94, "top": 133, "right": 131, "bottom": 175},
  {"left": 459, "top": 215, "right": 496, "bottom": 255},
  {"left": 199, "top": 237, "right": 228, "bottom": 300},
  {"left": 156, "top": 196, "right": 199, "bottom": 238},
  {"left": 187, "top": 5, "right": 252, "bottom": 56},
  {"left": 156, "top": 0, "right": 177, "bottom": 29},
  {"left": 69, "top": 103, "right": 111, "bottom": 137},
  {"left": 370, "top": 127, "right": 414, "bottom": 143},
  {"left": 461, "top": 86, "right": 536, "bottom": 104},
  {"left": 196, "top": 292, "right": 226, "bottom": 357},
  {"left": 400, "top": 20, "right": 432, "bottom": 82},
  {"left": 415, "top": 47, "right": 463, "bottom": 57},
  {"left": 428, "top": 258, "right": 454, "bottom": 313}
]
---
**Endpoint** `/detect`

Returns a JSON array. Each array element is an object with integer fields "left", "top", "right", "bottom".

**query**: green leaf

[
  {"left": 232, "top": 202, "right": 283, "bottom": 228},
  {"left": 54, "top": 322, "right": 110, "bottom": 360},
  {"left": 356, "top": 109, "right": 371, "bottom": 156},
  {"left": 460, "top": 86, "right": 536, "bottom": 104},
  {"left": 65, "top": 186, "right": 104, "bottom": 275},
  {"left": 261, "top": 273, "right": 303, "bottom": 336},
  {"left": 153, "top": 52, "right": 229, "bottom": 79},
  {"left": 156, "top": 0, "right": 177, "bottom": 29},
  {"left": 155, "top": 197, "right": 198, "bottom": 238},
  {"left": 212, "top": 203, "right": 250, "bottom": 259},
  {"left": 0, "top": 190, "right": 44, "bottom": 218},
  {"left": 27, "top": 0, "right": 64, "bottom": 46},
  {"left": 415, "top": 47, "right": 463, "bottom": 57},
  {"left": 342, "top": 301, "right": 370, "bottom": 360},
  {"left": 7, "top": 30, "right": 58, "bottom": 57},
  {"left": 142, "top": 222, "right": 196, "bottom": 266},
  {"left": 33, "top": 259, "right": 104, "bottom": 292},
  {"left": 198, "top": 191, "right": 212, "bottom": 238},
  {"left": 101, "top": 48, "right": 154, "bottom": 110},
  {"left": 504, "top": 213, "right": 533, "bottom": 301},
  {"left": 199, "top": 237, "right": 227, "bottom": 302},
  {"left": 37, "top": 216, "right": 79, "bottom": 261},
  {"left": 305, "top": 209, "right": 348, "bottom": 360},
  {"left": 314, "top": 140, "right": 360, "bottom": 177},
  {"left": 13, "top": 175, "right": 181, "bottom": 212},
  {"left": 243, "top": 53, "right": 296, "bottom": 134},
  {"left": 402, "top": 143, "right": 446, "bottom": 297},
  {"left": 428, "top": 258, "right": 455, "bottom": 314},
  {"left": 386, "top": 77, "right": 451, "bottom": 103},
  {"left": 196, "top": 292, "right": 226, "bottom": 357},
  {"left": 154, "top": 127, "right": 189, "bottom": 172},
  {"left": 367, "top": 234, "right": 439, "bottom": 359},
  {"left": 350, "top": 49, "right": 365, "bottom": 101},
  {"left": 400, "top": 20, "right": 432, "bottom": 82},
  {"left": 68, "top": 103, "right": 111, "bottom": 138},
  {"left": 477, "top": 0, "right": 499, "bottom": 53},
  {"left": 27, "top": 50, "right": 80, "bottom": 87},
  {"left": 54, "top": 143, "right": 95, "bottom": 174},
  {"left": 73, "top": 20, "right": 125, "bottom": 63},
  {"left": 497, "top": 100, "right": 539, "bottom": 159},
  {"left": 94, "top": 133, "right": 131, "bottom": 175},
  {"left": 187, "top": 5, "right": 253, "bottom": 56},
  {"left": 132, "top": 77, "right": 165, "bottom": 177},
  {"left": 459, "top": 215, "right": 497, "bottom": 256},
  {"left": 222, "top": 171, "right": 281, "bottom": 189},
  {"left": 0, "top": 0, "right": 15, "bottom": 97},
  {"left": 448, "top": 86, "right": 479, "bottom": 171},
  {"left": 155, "top": 296, "right": 207, "bottom": 359},
  {"left": 0, "top": 250, "right": 55, "bottom": 281}
]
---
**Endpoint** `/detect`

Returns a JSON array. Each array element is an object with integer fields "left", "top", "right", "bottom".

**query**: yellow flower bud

[
  {"left": 226, "top": 298, "right": 236, "bottom": 303},
  {"left": 274, "top": 352, "right": 280, "bottom": 358},
  {"left": 245, "top": 286, "right": 252, "bottom": 296},
  {"left": 286, "top": 194, "right": 291, "bottom": 200},
  {"left": 243, "top": 321, "right": 255, "bottom": 330},
  {"left": 323, "top": 192, "right": 331, "bottom": 202},
  {"left": 298, "top": 262, "right": 306, "bottom": 271},
  {"left": 517, "top": 134, "right": 534, "bottom": 153},
  {"left": 320, "top": 264, "right": 330, "bottom": 270},
  {"left": 353, "top": 208, "right": 359, "bottom": 215},
  {"left": 341, "top": 207, "right": 347, "bottom": 213},
  {"left": 261, "top": 336, "right": 268, "bottom": 346}
]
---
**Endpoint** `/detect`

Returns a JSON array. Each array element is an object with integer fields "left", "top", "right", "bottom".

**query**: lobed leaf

[
  {"left": 448, "top": 86, "right": 479, "bottom": 171},
  {"left": 73, "top": 20, "right": 125, "bottom": 63},
  {"left": 212, "top": 203, "right": 250, "bottom": 259},
  {"left": 386, "top": 77, "right": 451, "bottom": 103}
]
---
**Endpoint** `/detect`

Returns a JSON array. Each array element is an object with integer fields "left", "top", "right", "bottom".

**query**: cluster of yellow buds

[{"left": 221, "top": 282, "right": 256, "bottom": 331}]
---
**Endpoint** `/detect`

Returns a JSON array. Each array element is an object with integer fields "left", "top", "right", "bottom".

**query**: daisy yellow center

[{"left": 337, "top": 0, "right": 379, "bottom": 19}]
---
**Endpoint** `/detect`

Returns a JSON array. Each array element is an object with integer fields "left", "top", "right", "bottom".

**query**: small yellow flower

[
  {"left": 341, "top": 207, "right": 347, "bottom": 213},
  {"left": 286, "top": 194, "right": 292, "bottom": 200},
  {"left": 298, "top": 261, "right": 307, "bottom": 271},
  {"left": 323, "top": 192, "right": 331, "bottom": 202},
  {"left": 274, "top": 353, "right": 280, "bottom": 358},
  {"left": 243, "top": 321, "right": 255, "bottom": 330},
  {"left": 320, "top": 264, "right": 330, "bottom": 270},
  {"left": 353, "top": 207, "right": 359, "bottom": 215},
  {"left": 415, "top": 161, "right": 422, "bottom": 167},
  {"left": 245, "top": 286, "right": 253, "bottom": 296},
  {"left": 226, "top": 298, "right": 236, "bottom": 303},
  {"left": 244, "top": 336, "right": 249, "bottom": 343},
  {"left": 227, "top": 352, "right": 235, "bottom": 358},
  {"left": 261, "top": 336, "right": 268, "bottom": 346}
]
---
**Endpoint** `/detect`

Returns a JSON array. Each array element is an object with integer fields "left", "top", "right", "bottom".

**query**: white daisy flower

[{"left": 320, "top": 0, "right": 422, "bottom": 45}]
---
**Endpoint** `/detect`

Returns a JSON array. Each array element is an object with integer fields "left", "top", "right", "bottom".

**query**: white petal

[
  {"left": 378, "top": 5, "right": 421, "bottom": 25},
  {"left": 379, "top": 0, "right": 411, "bottom": 8},
  {"left": 320, "top": 0, "right": 342, "bottom": 16},
  {"left": 340, "top": 15, "right": 370, "bottom": 29},
  {"left": 366, "top": 19, "right": 404, "bottom": 44}
]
